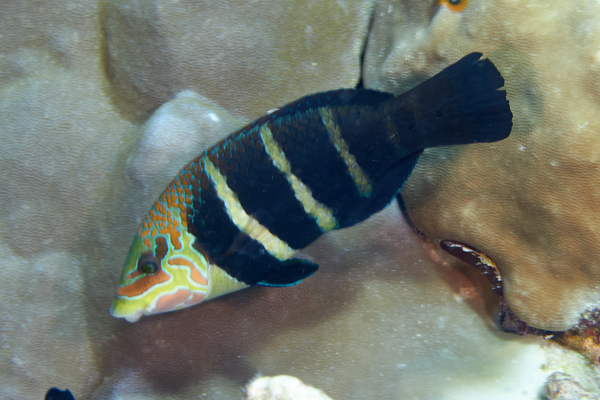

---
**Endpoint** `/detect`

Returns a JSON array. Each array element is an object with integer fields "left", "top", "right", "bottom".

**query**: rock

[
  {"left": 544, "top": 372, "right": 599, "bottom": 400},
  {"left": 127, "top": 90, "right": 242, "bottom": 197},
  {"left": 365, "top": 0, "right": 600, "bottom": 331},
  {"left": 104, "top": 0, "right": 374, "bottom": 120},
  {"left": 246, "top": 375, "right": 333, "bottom": 400},
  {"left": 0, "top": 3, "right": 131, "bottom": 397}
]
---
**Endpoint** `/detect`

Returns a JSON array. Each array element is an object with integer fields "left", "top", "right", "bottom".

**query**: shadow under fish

[{"left": 110, "top": 52, "right": 513, "bottom": 323}]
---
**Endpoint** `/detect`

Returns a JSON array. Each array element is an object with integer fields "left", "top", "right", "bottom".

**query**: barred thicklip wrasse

[{"left": 111, "top": 52, "right": 513, "bottom": 322}]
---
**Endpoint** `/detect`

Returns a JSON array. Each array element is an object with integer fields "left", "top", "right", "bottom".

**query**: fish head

[{"left": 110, "top": 191, "right": 248, "bottom": 322}]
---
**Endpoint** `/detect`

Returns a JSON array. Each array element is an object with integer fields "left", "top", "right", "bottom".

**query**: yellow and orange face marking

[
  {"left": 168, "top": 257, "right": 208, "bottom": 286},
  {"left": 110, "top": 225, "right": 212, "bottom": 322},
  {"left": 152, "top": 288, "right": 206, "bottom": 313},
  {"left": 117, "top": 266, "right": 171, "bottom": 297},
  {"left": 111, "top": 162, "right": 216, "bottom": 322},
  {"left": 111, "top": 160, "right": 250, "bottom": 322},
  {"left": 439, "top": 0, "right": 468, "bottom": 12}
]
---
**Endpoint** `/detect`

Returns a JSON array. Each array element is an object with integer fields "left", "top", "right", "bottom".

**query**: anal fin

[{"left": 256, "top": 258, "right": 319, "bottom": 287}]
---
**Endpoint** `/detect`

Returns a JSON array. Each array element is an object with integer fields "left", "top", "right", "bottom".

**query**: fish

[{"left": 110, "top": 52, "right": 512, "bottom": 322}]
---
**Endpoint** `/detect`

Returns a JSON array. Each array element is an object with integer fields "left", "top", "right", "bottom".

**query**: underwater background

[{"left": 1, "top": 0, "right": 600, "bottom": 398}]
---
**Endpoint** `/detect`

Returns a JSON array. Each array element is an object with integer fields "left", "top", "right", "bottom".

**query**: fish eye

[
  {"left": 138, "top": 253, "right": 159, "bottom": 275},
  {"left": 140, "top": 261, "right": 158, "bottom": 275},
  {"left": 449, "top": 0, "right": 462, "bottom": 4}
]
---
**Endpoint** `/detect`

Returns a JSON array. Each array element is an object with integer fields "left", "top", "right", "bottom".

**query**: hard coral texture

[
  {"left": 368, "top": 0, "right": 600, "bottom": 331},
  {"left": 544, "top": 372, "right": 599, "bottom": 400},
  {"left": 0, "top": 1, "right": 129, "bottom": 398},
  {"left": 1, "top": 0, "right": 600, "bottom": 399},
  {"left": 104, "top": 0, "right": 371, "bottom": 120}
]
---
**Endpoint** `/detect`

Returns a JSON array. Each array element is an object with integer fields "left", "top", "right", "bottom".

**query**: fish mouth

[
  {"left": 110, "top": 287, "right": 206, "bottom": 323},
  {"left": 110, "top": 298, "right": 144, "bottom": 323}
]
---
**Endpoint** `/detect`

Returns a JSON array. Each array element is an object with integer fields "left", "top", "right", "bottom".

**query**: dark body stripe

[
  {"left": 186, "top": 158, "right": 242, "bottom": 260},
  {"left": 187, "top": 89, "right": 422, "bottom": 285},
  {"left": 267, "top": 91, "right": 421, "bottom": 228},
  {"left": 323, "top": 105, "right": 423, "bottom": 224},
  {"left": 205, "top": 127, "right": 323, "bottom": 250},
  {"left": 269, "top": 111, "right": 367, "bottom": 227},
  {"left": 186, "top": 157, "right": 299, "bottom": 285}
]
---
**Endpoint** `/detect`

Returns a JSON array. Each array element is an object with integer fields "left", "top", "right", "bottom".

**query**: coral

[
  {"left": 0, "top": 2, "right": 129, "bottom": 397},
  {"left": 103, "top": 0, "right": 374, "bottom": 120},
  {"left": 245, "top": 375, "right": 333, "bottom": 400},
  {"left": 366, "top": 0, "right": 600, "bottom": 331},
  {"left": 544, "top": 372, "right": 599, "bottom": 400},
  {"left": 553, "top": 310, "right": 600, "bottom": 366},
  {"left": 2, "top": 0, "right": 600, "bottom": 399},
  {"left": 541, "top": 344, "right": 600, "bottom": 399},
  {"left": 128, "top": 90, "right": 242, "bottom": 197}
]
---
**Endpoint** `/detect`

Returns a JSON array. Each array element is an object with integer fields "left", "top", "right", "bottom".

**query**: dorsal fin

[{"left": 256, "top": 88, "right": 393, "bottom": 126}]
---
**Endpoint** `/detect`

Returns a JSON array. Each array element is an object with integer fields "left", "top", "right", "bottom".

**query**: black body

[{"left": 182, "top": 52, "right": 512, "bottom": 287}]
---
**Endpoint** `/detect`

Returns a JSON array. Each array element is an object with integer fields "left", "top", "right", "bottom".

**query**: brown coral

[{"left": 366, "top": 0, "right": 600, "bottom": 331}]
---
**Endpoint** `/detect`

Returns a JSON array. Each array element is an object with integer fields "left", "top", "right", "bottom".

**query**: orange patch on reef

[
  {"left": 439, "top": 0, "right": 468, "bottom": 12},
  {"left": 553, "top": 315, "right": 600, "bottom": 365},
  {"left": 168, "top": 257, "right": 208, "bottom": 285}
]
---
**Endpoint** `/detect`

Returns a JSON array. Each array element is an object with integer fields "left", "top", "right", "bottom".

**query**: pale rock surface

[
  {"left": 128, "top": 90, "right": 242, "bottom": 197},
  {"left": 0, "top": 2, "right": 131, "bottom": 398},
  {"left": 542, "top": 344, "right": 600, "bottom": 399},
  {"left": 544, "top": 372, "right": 599, "bottom": 400},
  {"left": 104, "top": 0, "right": 374, "bottom": 120},
  {"left": 245, "top": 375, "right": 333, "bottom": 400},
  {"left": 365, "top": 0, "right": 600, "bottom": 331}
]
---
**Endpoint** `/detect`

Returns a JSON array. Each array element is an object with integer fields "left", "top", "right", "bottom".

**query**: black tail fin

[{"left": 385, "top": 52, "right": 513, "bottom": 148}]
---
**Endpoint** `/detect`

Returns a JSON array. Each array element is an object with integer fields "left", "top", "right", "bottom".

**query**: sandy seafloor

[{"left": 1, "top": 0, "right": 600, "bottom": 399}]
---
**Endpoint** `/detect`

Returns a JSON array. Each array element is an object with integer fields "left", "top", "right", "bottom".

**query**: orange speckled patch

[
  {"left": 138, "top": 167, "right": 197, "bottom": 250},
  {"left": 168, "top": 257, "right": 208, "bottom": 285},
  {"left": 439, "top": 0, "right": 468, "bottom": 12}
]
